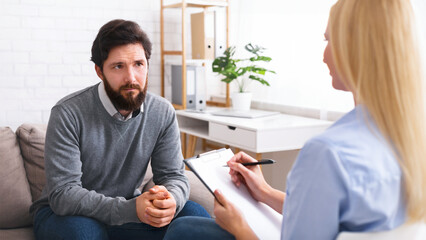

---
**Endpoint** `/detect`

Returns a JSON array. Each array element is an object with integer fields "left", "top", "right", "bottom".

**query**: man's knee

[
  {"left": 167, "top": 217, "right": 196, "bottom": 236},
  {"left": 63, "top": 216, "right": 108, "bottom": 240},
  {"left": 34, "top": 207, "right": 108, "bottom": 240},
  {"left": 177, "top": 200, "right": 211, "bottom": 218}
]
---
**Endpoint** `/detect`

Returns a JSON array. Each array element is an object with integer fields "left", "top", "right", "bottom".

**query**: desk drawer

[{"left": 209, "top": 122, "right": 256, "bottom": 149}]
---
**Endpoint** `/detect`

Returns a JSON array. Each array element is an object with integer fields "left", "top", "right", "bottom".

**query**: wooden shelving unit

[{"left": 160, "top": 0, "right": 231, "bottom": 109}]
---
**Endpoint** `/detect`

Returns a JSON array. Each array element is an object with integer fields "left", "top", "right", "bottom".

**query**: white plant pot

[{"left": 231, "top": 92, "right": 252, "bottom": 110}]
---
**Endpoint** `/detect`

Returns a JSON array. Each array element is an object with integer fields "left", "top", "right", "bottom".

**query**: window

[{"left": 229, "top": 0, "right": 426, "bottom": 113}]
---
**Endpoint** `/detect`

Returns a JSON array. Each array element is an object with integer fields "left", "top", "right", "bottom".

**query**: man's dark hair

[{"left": 91, "top": 19, "right": 152, "bottom": 70}]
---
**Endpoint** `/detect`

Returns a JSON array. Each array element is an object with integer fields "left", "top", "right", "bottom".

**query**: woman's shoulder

[
  {"left": 303, "top": 106, "right": 401, "bottom": 183},
  {"left": 313, "top": 106, "right": 390, "bottom": 154},
  {"left": 286, "top": 107, "right": 406, "bottom": 236}
]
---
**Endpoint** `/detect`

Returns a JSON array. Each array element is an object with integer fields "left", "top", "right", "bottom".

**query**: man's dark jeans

[{"left": 34, "top": 200, "right": 210, "bottom": 240}]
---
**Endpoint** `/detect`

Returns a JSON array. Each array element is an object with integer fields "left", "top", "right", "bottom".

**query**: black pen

[{"left": 223, "top": 159, "right": 276, "bottom": 167}]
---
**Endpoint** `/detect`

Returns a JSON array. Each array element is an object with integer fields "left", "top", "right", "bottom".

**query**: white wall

[
  {"left": 0, "top": 0, "right": 164, "bottom": 130},
  {"left": 228, "top": 0, "right": 354, "bottom": 113},
  {"left": 412, "top": 0, "right": 426, "bottom": 75},
  {"left": 0, "top": 0, "right": 232, "bottom": 131},
  {"left": 230, "top": 0, "right": 426, "bottom": 113},
  {"left": 225, "top": 0, "right": 426, "bottom": 191},
  {"left": 3, "top": 0, "right": 424, "bottom": 131}
]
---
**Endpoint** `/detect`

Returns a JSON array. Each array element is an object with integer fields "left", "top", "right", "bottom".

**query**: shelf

[
  {"left": 164, "top": 0, "right": 228, "bottom": 8},
  {"left": 161, "top": 0, "right": 230, "bottom": 109},
  {"left": 163, "top": 50, "right": 183, "bottom": 55},
  {"left": 165, "top": 58, "right": 210, "bottom": 66},
  {"left": 172, "top": 103, "right": 186, "bottom": 110},
  {"left": 179, "top": 125, "right": 209, "bottom": 138},
  {"left": 205, "top": 100, "right": 227, "bottom": 107},
  {"left": 176, "top": 114, "right": 209, "bottom": 138}
]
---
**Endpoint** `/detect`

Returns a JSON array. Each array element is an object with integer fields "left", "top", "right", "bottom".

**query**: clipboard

[
  {"left": 184, "top": 148, "right": 228, "bottom": 201},
  {"left": 184, "top": 148, "right": 282, "bottom": 239}
]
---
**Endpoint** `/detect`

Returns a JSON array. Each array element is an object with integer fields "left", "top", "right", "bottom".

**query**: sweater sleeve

[
  {"left": 150, "top": 103, "right": 189, "bottom": 215},
  {"left": 45, "top": 105, "right": 140, "bottom": 225}
]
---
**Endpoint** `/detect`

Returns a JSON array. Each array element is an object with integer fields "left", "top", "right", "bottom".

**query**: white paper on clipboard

[{"left": 184, "top": 148, "right": 282, "bottom": 240}]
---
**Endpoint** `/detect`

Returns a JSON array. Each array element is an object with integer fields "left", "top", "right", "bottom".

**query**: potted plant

[{"left": 212, "top": 43, "right": 276, "bottom": 110}]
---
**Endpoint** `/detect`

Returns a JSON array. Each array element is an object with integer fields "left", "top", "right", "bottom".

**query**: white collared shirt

[{"left": 98, "top": 82, "right": 143, "bottom": 121}]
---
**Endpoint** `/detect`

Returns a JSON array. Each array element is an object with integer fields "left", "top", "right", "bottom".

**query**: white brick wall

[
  {"left": 0, "top": 0, "right": 190, "bottom": 131},
  {"left": 0, "top": 0, "right": 232, "bottom": 131}
]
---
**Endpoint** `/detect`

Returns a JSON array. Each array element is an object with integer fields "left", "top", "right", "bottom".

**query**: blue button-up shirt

[{"left": 281, "top": 105, "right": 406, "bottom": 240}]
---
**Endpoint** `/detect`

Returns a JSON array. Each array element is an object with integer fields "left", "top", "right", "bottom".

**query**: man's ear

[{"left": 95, "top": 65, "right": 104, "bottom": 80}]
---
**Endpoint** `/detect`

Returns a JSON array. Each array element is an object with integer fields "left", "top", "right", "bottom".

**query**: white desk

[{"left": 176, "top": 108, "right": 333, "bottom": 158}]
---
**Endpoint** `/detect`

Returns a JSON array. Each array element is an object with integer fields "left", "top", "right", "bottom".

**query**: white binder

[{"left": 214, "top": 8, "right": 227, "bottom": 57}]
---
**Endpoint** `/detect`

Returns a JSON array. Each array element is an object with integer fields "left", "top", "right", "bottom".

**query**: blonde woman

[{"left": 164, "top": 0, "right": 426, "bottom": 239}]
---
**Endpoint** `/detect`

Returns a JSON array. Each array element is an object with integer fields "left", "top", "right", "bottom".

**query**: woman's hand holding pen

[
  {"left": 213, "top": 151, "right": 285, "bottom": 239},
  {"left": 227, "top": 151, "right": 273, "bottom": 204},
  {"left": 212, "top": 151, "right": 272, "bottom": 239},
  {"left": 227, "top": 151, "right": 286, "bottom": 213}
]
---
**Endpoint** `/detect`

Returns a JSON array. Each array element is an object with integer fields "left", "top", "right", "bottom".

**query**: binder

[
  {"left": 184, "top": 148, "right": 282, "bottom": 239},
  {"left": 191, "top": 11, "right": 215, "bottom": 59},
  {"left": 171, "top": 65, "right": 206, "bottom": 110},
  {"left": 214, "top": 8, "right": 227, "bottom": 57},
  {"left": 194, "top": 65, "right": 206, "bottom": 111}
]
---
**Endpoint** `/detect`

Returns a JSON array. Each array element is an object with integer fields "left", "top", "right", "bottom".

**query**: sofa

[{"left": 0, "top": 123, "right": 214, "bottom": 240}]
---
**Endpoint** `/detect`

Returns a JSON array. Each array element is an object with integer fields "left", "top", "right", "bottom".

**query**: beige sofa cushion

[
  {"left": 16, "top": 124, "right": 47, "bottom": 202},
  {"left": 185, "top": 171, "right": 214, "bottom": 216},
  {"left": 0, "top": 227, "right": 35, "bottom": 240},
  {"left": 0, "top": 127, "right": 32, "bottom": 228}
]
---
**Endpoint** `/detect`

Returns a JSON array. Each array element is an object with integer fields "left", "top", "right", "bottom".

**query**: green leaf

[
  {"left": 249, "top": 56, "right": 272, "bottom": 62},
  {"left": 245, "top": 43, "right": 266, "bottom": 56},
  {"left": 212, "top": 44, "right": 276, "bottom": 86},
  {"left": 249, "top": 75, "right": 270, "bottom": 86}
]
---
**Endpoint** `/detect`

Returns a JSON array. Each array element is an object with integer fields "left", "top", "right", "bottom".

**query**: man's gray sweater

[{"left": 30, "top": 83, "right": 188, "bottom": 226}]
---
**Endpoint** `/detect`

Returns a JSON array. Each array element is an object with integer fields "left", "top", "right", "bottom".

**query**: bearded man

[{"left": 30, "top": 19, "right": 210, "bottom": 240}]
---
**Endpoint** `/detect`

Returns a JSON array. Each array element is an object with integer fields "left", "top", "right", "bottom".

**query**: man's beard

[{"left": 103, "top": 74, "right": 148, "bottom": 112}]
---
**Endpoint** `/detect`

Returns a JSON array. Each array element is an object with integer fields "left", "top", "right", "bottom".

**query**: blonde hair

[{"left": 329, "top": 0, "right": 426, "bottom": 222}]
